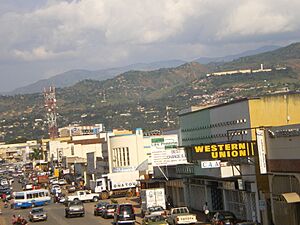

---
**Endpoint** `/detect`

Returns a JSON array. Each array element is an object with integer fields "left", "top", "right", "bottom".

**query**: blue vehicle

[{"left": 12, "top": 189, "right": 51, "bottom": 209}]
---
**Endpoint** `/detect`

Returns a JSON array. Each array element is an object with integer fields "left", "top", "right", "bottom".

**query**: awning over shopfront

[{"left": 282, "top": 192, "right": 300, "bottom": 203}]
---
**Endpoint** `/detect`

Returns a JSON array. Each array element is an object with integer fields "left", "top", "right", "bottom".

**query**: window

[
  {"left": 27, "top": 194, "right": 33, "bottom": 199},
  {"left": 126, "top": 147, "right": 130, "bottom": 166},
  {"left": 15, "top": 194, "right": 24, "bottom": 200},
  {"left": 123, "top": 148, "right": 126, "bottom": 166},
  {"left": 71, "top": 146, "right": 74, "bottom": 155}
]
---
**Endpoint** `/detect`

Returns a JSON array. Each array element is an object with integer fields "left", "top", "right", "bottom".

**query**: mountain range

[
  {"left": 7, "top": 45, "right": 281, "bottom": 95},
  {"left": 1, "top": 42, "right": 300, "bottom": 143}
]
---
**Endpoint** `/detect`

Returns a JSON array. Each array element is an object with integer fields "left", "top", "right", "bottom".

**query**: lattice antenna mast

[{"left": 43, "top": 86, "right": 58, "bottom": 139}]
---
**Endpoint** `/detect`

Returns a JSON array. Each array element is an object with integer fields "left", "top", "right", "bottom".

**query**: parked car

[
  {"left": 142, "top": 206, "right": 166, "bottom": 217},
  {"left": 94, "top": 201, "right": 109, "bottom": 216},
  {"left": 28, "top": 207, "right": 47, "bottom": 222},
  {"left": 102, "top": 204, "right": 118, "bottom": 218},
  {"left": 166, "top": 207, "right": 197, "bottom": 225},
  {"left": 211, "top": 211, "right": 239, "bottom": 225},
  {"left": 114, "top": 203, "right": 136, "bottom": 225},
  {"left": 142, "top": 215, "right": 168, "bottom": 225},
  {"left": 65, "top": 200, "right": 85, "bottom": 218}
]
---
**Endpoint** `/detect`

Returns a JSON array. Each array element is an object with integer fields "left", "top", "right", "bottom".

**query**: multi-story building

[
  {"left": 58, "top": 124, "right": 105, "bottom": 137},
  {"left": 178, "top": 93, "right": 300, "bottom": 224},
  {"left": 0, "top": 140, "right": 39, "bottom": 162},
  {"left": 48, "top": 134, "right": 109, "bottom": 185},
  {"left": 265, "top": 124, "right": 300, "bottom": 225}
]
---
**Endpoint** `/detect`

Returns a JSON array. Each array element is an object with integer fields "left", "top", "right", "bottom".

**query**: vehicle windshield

[
  {"left": 107, "top": 204, "right": 117, "bottom": 209},
  {"left": 70, "top": 201, "right": 82, "bottom": 206},
  {"left": 145, "top": 215, "right": 165, "bottom": 222},
  {"left": 174, "top": 208, "right": 188, "bottom": 214},
  {"left": 97, "top": 202, "right": 108, "bottom": 207},
  {"left": 120, "top": 205, "right": 134, "bottom": 214},
  {"left": 32, "top": 208, "right": 44, "bottom": 213},
  {"left": 220, "top": 212, "right": 235, "bottom": 220},
  {"left": 149, "top": 206, "right": 164, "bottom": 212}
]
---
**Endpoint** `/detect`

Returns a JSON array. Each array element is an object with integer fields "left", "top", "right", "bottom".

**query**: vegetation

[{"left": 1, "top": 43, "right": 300, "bottom": 142}]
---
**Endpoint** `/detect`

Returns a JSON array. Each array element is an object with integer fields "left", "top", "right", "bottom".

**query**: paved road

[
  {"left": 1, "top": 179, "right": 210, "bottom": 225},
  {"left": 1, "top": 200, "right": 117, "bottom": 225}
]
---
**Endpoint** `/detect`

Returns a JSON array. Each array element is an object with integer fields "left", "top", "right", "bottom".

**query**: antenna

[{"left": 43, "top": 86, "right": 58, "bottom": 139}]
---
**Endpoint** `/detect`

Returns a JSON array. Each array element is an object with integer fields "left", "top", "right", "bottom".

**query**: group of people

[{"left": 11, "top": 215, "right": 28, "bottom": 225}]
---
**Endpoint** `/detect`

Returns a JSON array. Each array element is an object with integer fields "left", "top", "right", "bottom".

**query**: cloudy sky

[{"left": 0, "top": 0, "right": 300, "bottom": 92}]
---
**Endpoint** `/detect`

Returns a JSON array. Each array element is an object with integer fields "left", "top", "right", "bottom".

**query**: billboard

[
  {"left": 151, "top": 136, "right": 187, "bottom": 166},
  {"left": 256, "top": 129, "right": 267, "bottom": 174},
  {"left": 191, "top": 141, "right": 257, "bottom": 160}
]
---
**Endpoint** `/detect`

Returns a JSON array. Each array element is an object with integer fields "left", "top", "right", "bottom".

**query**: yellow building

[{"left": 179, "top": 92, "right": 300, "bottom": 224}]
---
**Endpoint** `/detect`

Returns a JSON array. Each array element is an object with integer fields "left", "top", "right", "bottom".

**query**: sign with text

[
  {"left": 151, "top": 136, "right": 187, "bottom": 166},
  {"left": 256, "top": 129, "right": 267, "bottom": 174},
  {"left": 191, "top": 141, "right": 257, "bottom": 160},
  {"left": 201, "top": 160, "right": 221, "bottom": 168}
]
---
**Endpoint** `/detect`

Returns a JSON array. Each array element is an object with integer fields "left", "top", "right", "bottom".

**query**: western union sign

[{"left": 192, "top": 141, "right": 257, "bottom": 159}]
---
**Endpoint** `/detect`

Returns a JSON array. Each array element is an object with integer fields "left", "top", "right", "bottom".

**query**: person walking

[
  {"left": 11, "top": 214, "right": 17, "bottom": 224},
  {"left": 202, "top": 202, "right": 210, "bottom": 222}
]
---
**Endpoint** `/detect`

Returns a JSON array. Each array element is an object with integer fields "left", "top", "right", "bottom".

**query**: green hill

[{"left": 1, "top": 43, "right": 300, "bottom": 142}]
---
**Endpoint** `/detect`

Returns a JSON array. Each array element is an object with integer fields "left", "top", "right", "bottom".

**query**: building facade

[{"left": 179, "top": 93, "right": 300, "bottom": 223}]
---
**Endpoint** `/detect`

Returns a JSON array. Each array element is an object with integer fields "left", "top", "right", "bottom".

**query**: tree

[{"left": 30, "top": 148, "right": 42, "bottom": 160}]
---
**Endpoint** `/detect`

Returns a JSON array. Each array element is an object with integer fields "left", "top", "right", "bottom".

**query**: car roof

[{"left": 32, "top": 207, "right": 43, "bottom": 211}]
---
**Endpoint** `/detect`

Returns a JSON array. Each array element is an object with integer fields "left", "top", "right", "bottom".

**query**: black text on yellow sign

[{"left": 193, "top": 141, "right": 257, "bottom": 159}]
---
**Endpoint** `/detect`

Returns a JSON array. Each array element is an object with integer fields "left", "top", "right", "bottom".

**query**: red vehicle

[{"left": 32, "top": 185, "right": 41, "bottom": 190}]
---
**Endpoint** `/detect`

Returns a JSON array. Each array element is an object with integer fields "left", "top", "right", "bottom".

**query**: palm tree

[{"left": 30, "top": 148, "right": 42, "bottom": 160}]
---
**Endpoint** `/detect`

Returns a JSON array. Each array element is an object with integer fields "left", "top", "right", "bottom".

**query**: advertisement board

[
  {"left": 191, "top": 141, "right": 257, "bottom": 160},
  {"left": 201, "top": 160, "right": 221, "bottom": 168},
  {"left": 151, "top": 136, "right": 187, "bottom": 166},
  {"left": 256, "top": 129, "right": 267, "bottom": 174}
]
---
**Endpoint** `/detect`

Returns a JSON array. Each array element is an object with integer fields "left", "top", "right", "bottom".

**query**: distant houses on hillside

[{"left": 206, "top": 64, "right": 287, "bottom": 77}]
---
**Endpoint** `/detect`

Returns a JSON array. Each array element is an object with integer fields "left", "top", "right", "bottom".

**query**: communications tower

[{"left": 43, "top": 86, "right": 58, "bottom": 139}]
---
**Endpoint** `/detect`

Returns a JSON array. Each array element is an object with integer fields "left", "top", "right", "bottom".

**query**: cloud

[
  {"left": 217, "top": 1, "right": 300, "bottom": 39},
  {"left": 1, "top": 0, "right": 300, "bottom": 60}
]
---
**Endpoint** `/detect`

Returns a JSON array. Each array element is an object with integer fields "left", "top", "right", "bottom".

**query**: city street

[{"left": 1, "top": 201, "right": 114, "bottom": 225}]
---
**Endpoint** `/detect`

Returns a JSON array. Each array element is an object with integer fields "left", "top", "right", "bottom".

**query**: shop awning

[{"left": 282, "top": 192, "right": 300, "bottom": 203}]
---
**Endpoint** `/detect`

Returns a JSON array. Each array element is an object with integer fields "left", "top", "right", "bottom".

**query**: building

[
  {"left": 58, "top": 124, "right": 105, "bottom": 137},
  {"left": 178, "top": 93, "right": 300, "bottom": 224},
  {"left": 48, "top": 134, "right": 109, "bottom": 185},
  {"left": 265, "top": 124, "right": 300, "bottom": 225},
  {"left": 0, "top": 140, "right": 39, "bottom": 162}
]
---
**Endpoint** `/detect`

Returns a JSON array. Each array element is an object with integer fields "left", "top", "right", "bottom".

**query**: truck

[
  {"left": 37, "top": 175, "right": 49, "bottom": 184},
  {"left": 166, "top": 207, "right": 197, "bottom": 225},
  {"left": 90, "top": 171, "right": 139, "bottom": 199},
  {"left": 66, "top": 190, "right": 100, "bottom": 202},
  {"left": 140, "top": 188, "right": 166, "bottom": 216}
]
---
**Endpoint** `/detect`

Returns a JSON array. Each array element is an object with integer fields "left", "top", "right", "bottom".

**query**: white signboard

[
  {"left": 111, "top": 181, "right": 137, "bottom": 190},
  {"left": 151, "top": 136, "right": 187, "bottom": 166},
  {"left": 201, "top": 160, "right": 221, "bottom": 168},
  {"left": 112, "top": 166, "right": 136, "bottom": 173},
  {"left": 256, "top": 129, "right": 267, "bottom": 174}
]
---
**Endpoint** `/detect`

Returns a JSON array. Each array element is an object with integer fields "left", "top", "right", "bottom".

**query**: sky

[{"left": 0, "top": 0, "right": 300, "bottom": 93}]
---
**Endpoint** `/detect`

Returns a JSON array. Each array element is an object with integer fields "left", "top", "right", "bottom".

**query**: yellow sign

[
  {"left": 54, "top": 168, "right": 59, "bottom": 177},
  {"left": 192, "top": 141, "right": 256, "bottom": 159}
]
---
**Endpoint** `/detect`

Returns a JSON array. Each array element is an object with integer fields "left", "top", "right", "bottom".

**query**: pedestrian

[
  {"left": 202, "top": 202, "right": 210, "bottom": 222},
  {"left": 21, "top": 217, "right": 28, "bottom": 225},
  {"left": 11, "top": 214, "right": 17, "bottom": 224},
  {"left": 16, "top": 215, "right": 22, "bottom": 225}
]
